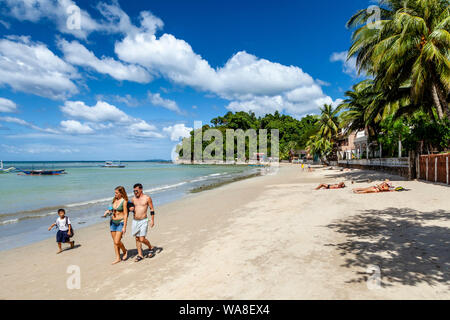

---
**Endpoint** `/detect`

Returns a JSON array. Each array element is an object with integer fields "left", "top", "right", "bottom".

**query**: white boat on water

[
  {"left": 101, "top": 161, "right": 126, "bottom": 168},
  {"left": 0, "top": 160, "right": 15, "bottom": 174}
]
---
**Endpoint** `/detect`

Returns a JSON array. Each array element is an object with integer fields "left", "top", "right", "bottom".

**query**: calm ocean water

[{"left": 0, "top": 161, "right": 255, "bottom": 251}]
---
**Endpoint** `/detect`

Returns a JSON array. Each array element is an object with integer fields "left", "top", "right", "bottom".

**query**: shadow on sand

[
  {"left": 62, "top": 244, "right": 81, "bottom": 252},
  {"left": 326, "top": 208, "right": 449, "bottom": 287},
  {"left": 122, "top": 246, "right": 164, "bottom": 260},
  {"left": 323, "top": 169, "right": 407, "bottom": 183}
]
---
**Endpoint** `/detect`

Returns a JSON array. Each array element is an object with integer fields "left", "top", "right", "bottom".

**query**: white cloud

[
  {"left": 0, "top": 116, "right": 59, "bottom": 133},
  {"left": 163, "top": 124, "right": 192, "bottom": 141},
  {"left": 114, "top": 12, "right": 337, "bottom": 116},
  {"left": 60, "top": 100, "right": 164, "bottom": 139},
  {"left": 0, "top": 97, "right": 17, "bottom": 113},
  {"left": 0, "top": 116, "right": 27, "bottom": 126},
  {"left": 59, "top": 39, "right": 152, "bottom": 83},
  {"left": 113, "top": 94, "right": 140, "bottom": 107},
  {"left": 332, "top": 98, "right": 344, "bottom": 108},
  {"left": 60, "top": 101, "right": 132, "bottom": 123},
  {"left": 0, "top": 36, "right": 78, "bottom": 99},
  {"left": 225, "top": 85, "right": 342, "bottom": 118},
  {"left": 1, "top": 0, "right": 340, "bottom": 117},
  {"left": 97, "top": 5, "right": 164, "bottom": 36},
  {"left": 3, "top": 0, "right": 103, "bottom": 39},
  {"left": 316, "top": 79, "right": 331, "bottom": 87},
  {"left": 1, "top": 143, "right": 79, "bottom": 154},
  {"left": 128, "top": 121, "right": 164, "bottom": 138},
  {"left": 148, "top": 91, "right": 183, "bottom": 114},
  {"left": 116, "top": 33, "right": 314, "bottom": 100},
  {"left": 285, "top": 85, "right": 326, "bottom": 103},
  {"left": 2, "top": 1, "right": 164, "bottom": 39},
  {"left": 0, "top": 20, "right": 10, "bottom": 29},
  {"left": 330, "top": 51, "right": 359, "bottom": 77},
  {"left": 225, "top": 95, "right": 337, "bottom": 118},
  {"left": 60, "top": 120, "right": 94, "bottom": 134}
]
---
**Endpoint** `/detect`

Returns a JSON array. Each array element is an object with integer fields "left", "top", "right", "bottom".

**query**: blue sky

[{"left": 0, "top": 0, "right": 370, "bottom": 161}]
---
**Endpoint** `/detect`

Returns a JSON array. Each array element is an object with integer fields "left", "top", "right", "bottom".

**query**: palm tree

[
  {"left": 339, "top": 79, "right": 416, "bottom": 138},
  {"left": 317, "top": 104, "right": 340, "bottom": 140},
  {"left": 306, "top": 104, "right": 340, "bottom": 163},
  {"left": 347, "top": 0, "right": 449, "bottom": 120},
  {"left": 339, "top": 80, "right": 375, "bottom": 134},
  {"left": 306, "top": 135, "right": 332, "bottom": 164}
]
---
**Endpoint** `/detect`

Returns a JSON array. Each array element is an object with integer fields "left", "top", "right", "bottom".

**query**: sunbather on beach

[
  {"left": 352, "top": 181, "right": 394, "bottom": 194},
  {"left": 315, "top": 182, "right": 345, "bottom": 190}
]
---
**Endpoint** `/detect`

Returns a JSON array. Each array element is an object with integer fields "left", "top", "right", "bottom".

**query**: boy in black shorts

[{"left": 48, "top": 209, "right": 74, "bottom": 254}]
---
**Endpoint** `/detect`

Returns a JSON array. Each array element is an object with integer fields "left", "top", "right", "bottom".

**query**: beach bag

[{"left": 65, "top": 216, "right": 75, "bottom": 237}]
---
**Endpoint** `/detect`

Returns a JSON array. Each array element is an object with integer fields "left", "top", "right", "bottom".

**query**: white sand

[{"left": 1, "top": 164, "right": 449, "bottom": 299}]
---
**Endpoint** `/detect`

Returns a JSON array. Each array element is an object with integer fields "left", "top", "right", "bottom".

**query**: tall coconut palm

[
  {"left": 308, "top": 104, "right": 341, "bottom": 162},
  {"left": 339, "top": 80, "right": 376, "bottom": 134},
  {"left": 317, "top": 104, "right": 340, "bottom": 140},
  {"left": 347, "top": 0, "right": 450, "bottom": 120},
  {"left": 340, "top": 79, "right": 417, "bottom": 133}
]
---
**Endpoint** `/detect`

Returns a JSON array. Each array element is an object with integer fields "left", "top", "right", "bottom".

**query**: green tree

[
  {"left": 348, "top": 0, "right": 450, "bottom": 120},
  {"left": 317, "top": 104, "right": 340, "bottom": 140},
  {"left": 306, "top": 136, "right": 332, "bottom": 164},
  {"left": 304, "top": 104, "right": 340, "bottom": 163},
  {"left": 178, "top": 111, "right": 319, "bottom": 161}
]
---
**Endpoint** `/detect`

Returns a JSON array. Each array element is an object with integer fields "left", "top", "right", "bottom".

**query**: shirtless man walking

[{"left": 131, "top": 183, "right": 158, "bottom": 262}]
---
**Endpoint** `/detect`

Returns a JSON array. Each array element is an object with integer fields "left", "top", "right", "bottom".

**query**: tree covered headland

[{"left": 177, "top": 111, "right": 319, "bottom": 161}]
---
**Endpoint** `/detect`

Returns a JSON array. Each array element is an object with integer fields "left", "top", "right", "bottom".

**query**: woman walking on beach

[{"left": 106, "top": 186, "right": 129, "bottom": 264}]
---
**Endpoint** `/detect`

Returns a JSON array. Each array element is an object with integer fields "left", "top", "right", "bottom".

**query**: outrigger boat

[
  {"left": 18, "top": 169, "right": 67, "bottom": 176},
  {"left": 101, "top": 161, "right": 126, "bottom": 168},
  {"left": 0, "top": 160, "right": 15, "bottom": 174}
]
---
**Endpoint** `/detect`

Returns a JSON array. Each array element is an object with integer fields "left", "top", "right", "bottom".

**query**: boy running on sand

[{"left": 48, "top": 209, "right": 74, "bottom": 254}]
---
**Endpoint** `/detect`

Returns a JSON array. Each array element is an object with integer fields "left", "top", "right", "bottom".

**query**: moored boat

[
  {"left": 19, "top": 169, "right": 67, "bottom": 176},
  {"left": 101, "top": 161, "right": 126, "bottom": 168},
  {"left": 0, "top": 160, "right": 15, "bottom": 174}
]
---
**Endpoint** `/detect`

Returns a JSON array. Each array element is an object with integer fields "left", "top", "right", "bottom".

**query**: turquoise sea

[{"left": 0, "top": 161, "right": 255, "bottom": 251}]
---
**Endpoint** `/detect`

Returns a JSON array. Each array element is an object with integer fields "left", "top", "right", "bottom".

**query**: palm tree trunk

[
  {"left": 431, "top": 82, "right": 444, "bottom": 120},
  {"left": 434, "top": 81, "right": 449, "bottom": 120}
]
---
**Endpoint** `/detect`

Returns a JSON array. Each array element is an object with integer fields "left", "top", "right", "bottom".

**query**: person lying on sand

[
  {"left": 352, "top": 181, "right": 394, "bottom": 194},
  {"left": 315, "top": 182, "right": 345, "bottom": 190}
]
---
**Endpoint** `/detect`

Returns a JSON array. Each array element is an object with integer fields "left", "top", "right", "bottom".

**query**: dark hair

[
  {"left": 133, "top": 183, "right": 143, "bottom": 189},
  {"left": 58, "top": 209, "right": 66, "bottom": 214}
]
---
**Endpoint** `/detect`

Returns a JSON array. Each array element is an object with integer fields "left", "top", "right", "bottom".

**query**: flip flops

[
  {"left": 147, "top": 247, "right": 163, "bottom": 258},
  {"left": 153, "top": 247, "right": 163, "bottom": 254},
  {"left": 134, "top": 255, "right": 144, "bottom": 262}
]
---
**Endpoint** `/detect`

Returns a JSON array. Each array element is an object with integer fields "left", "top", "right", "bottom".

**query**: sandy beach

[{"left": 1, "top": 164, "right": 448, "bottom": 300}]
